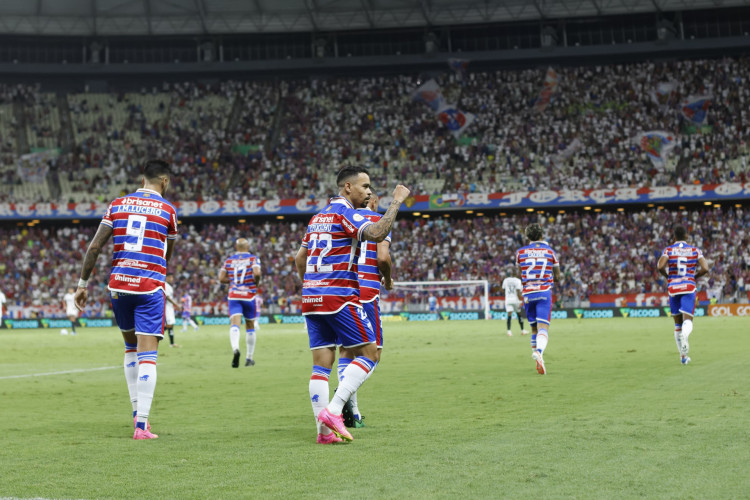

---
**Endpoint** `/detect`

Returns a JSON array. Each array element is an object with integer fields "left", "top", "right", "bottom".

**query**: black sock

[
  {"left": 506, "top": 316, "right": 511, "bottom": 330},
  {"left": 168, "top": 328, "right": 174, "bottom": 345},
  {"left": 519, "top": 319, "right": 524, "bottom": 330}
]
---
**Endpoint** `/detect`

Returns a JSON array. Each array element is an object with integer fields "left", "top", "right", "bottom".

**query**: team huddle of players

[{"left": 70, "top": 160, "right": 710, "bottom": 442}]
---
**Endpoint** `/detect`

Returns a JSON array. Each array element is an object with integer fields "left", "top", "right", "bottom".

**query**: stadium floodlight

[{"left": 386, "top": 280, "right": 491, "bottom": 319}]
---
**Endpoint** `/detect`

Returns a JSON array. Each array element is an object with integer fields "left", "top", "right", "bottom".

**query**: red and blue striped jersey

[
  {"left": 223, "top": 252, "right": 261, "bottom": 301},
  {"left": 661, "top": 241, "right": 703, "bottom": 296},
  {"left": 181, "top": 293, "right": 192, "bottom": 313},
  {"left": 300, "top": 196, "right": 374, "bottom": 314},
  {"left": 101, "top": 188, "right": 178, "bottom": 294},
  {"left": 516, "top": 241, "right": 559, "bottom": 295},
  {"left": 356, "top": 208, "right": 391, "bottom": 303}
]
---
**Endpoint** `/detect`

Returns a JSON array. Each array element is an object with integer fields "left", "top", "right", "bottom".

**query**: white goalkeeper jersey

[{"left": 502, "top": 277, "right": 523, "bottom": 304}]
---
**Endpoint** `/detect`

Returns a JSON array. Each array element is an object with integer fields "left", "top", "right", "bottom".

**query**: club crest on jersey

[{"left": 353, "top": 213, "right": 364, "bottom": 222}]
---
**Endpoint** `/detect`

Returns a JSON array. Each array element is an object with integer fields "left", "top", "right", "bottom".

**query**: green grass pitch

[{"left": 1, "top": 317, "right": 748, "bottom": 499}]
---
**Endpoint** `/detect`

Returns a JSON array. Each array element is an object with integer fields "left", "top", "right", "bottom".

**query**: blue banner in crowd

[{"left": 0, "top": 182, "right": 747, "bottom": 219}]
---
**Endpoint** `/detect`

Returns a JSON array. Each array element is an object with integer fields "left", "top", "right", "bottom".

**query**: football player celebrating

[
  {"left": 516, "top": 223, "right": 561, "bottom": 375},
  {"left": 657, "top": 225, "right": 709, "bottom": 364},
  {"left": 294, "top": 166, "right": 409, "bottom": 444},
  {"left": 219, "top": 238, "right": 262, "bottom": 368}
]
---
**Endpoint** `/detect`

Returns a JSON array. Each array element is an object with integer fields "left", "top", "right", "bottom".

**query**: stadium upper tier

[
  {"left": 0, "top": 55, "right": 748, "bottom": 206},
  {"left": 1, "top": 207, "right": 747, "bottom": 318}
]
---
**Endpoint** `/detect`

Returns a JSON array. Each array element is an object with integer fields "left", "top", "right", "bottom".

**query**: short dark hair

[
  {"left": 673, "top": 225, "right": 687, "bottom": 241},
  {"left": 336, "top": 166, "right": 369, "bottom": 187},
  {"left": 525, "top": 223, "right": 544, "bottom": 241},
  {"left": 142, "top": 159, "right": 172, "bottom": 181}
]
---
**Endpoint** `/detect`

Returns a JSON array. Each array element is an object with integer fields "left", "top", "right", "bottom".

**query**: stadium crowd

[
  {"left": 1, "top": 206, "right": 747, "bottom": 319},
  {"left": 0, "top": 56, "right": 749, "bottom": 206}
]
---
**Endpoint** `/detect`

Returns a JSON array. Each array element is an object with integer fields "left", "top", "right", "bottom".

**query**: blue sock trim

[
  {"left": 246, "top": 329, "right": 255, "bottom": 335},
  {"left": 124, "top": 342, "right": 137, "bottom": 350},
  {"left": 312, "top": 365, "right": 331, "bottom": 377},
  {"left": 136, "top": 421, "right": 146, "bottom": 430},
  {"left": 353, "top": 356, "right": 376, "bottom": 372}
]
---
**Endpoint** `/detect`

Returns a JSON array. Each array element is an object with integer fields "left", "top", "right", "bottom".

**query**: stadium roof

[{"left": 0, "top": 0, "right": 746, "bottom": 36}]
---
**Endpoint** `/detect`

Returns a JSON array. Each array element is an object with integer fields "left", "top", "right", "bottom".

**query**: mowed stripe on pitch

[{"left": 0, "top": 366, "right": 120, "bottom": 380}]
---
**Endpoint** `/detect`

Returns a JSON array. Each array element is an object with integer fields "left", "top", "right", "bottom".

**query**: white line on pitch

[{"left": 0, "top": 366, "right": 120, "bottom": 380}]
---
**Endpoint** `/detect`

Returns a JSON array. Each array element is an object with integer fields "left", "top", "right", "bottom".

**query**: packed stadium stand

[{"left": 0, "top": 57, "right": 749, "bottom": 204}]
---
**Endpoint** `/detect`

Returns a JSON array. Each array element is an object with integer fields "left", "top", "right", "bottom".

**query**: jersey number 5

[{"left": 306, "top": 234, "right": 333, "bottom": 273}]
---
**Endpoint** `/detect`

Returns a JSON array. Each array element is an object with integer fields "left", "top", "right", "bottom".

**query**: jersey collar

[
  {"left": 329, "top": 196, "right": 354, "bottom": 209},
  {"left": 531, "top": 240, "right": 549, "bottom": 245},
  {"left": 137, "top": 188, "right": 161, "bottom": 197}
]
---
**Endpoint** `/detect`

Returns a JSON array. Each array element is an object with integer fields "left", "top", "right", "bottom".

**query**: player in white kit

[
  {"left": 501, "top": 276, "right": 528, "bottom": 337},
  {"left": 63, "top": 287, "right": 79, "bottom": 335}
]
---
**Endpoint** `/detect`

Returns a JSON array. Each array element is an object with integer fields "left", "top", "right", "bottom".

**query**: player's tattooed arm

[
  {"left": 75, "top": 224, "right": 112, "bottom": 311},
  {"left": 363, "top": 184, "right": 410, "bottom": 242},
  {"left": 79, "top": 224, "right": 113, "bottom": 281}
]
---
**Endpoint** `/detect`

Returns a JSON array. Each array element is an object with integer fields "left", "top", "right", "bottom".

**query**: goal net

[{"left": 380, "top": 280, "right": 490, "bottom": 320}]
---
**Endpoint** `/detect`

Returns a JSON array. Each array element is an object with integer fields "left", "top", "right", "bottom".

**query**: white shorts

[
  {"left": 66, "top": 308, "right": 79, "bottom": 318},
  {"left": 505, "top": 301, "right": 522, "bottom": 313},
  {"left": 165, "top": 306, "right": 175, "bottom": 326}
]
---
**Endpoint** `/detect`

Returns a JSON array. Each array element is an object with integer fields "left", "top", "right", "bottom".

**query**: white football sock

[
  {"left": 682, "top": 319, "right": 693, "bottom": 338},
  {"left": 536, "top": 329, "right": 549, "bottom": 353},
  {"left": 136, "top": 350, "right": 158, "bottom": 424},
  {"left": 245, "top": 328, "right": 256, "bottom": 359},
  {"left": 310, "top": 366, "right": 331, "bottom": 435},
  {"left": 329, "top": 356, "right": 375, "bottom": 414},
  {"left": 189, "top": 318, "right": 198, "bottom": 330},
  {"left": 124, "top": 342, "right": 138, "bottom": 412},
  {"left": 674, "top": 324, "right": 683, "bottom": 354},
  {"left": 229, "top": 325, "right": 240, "bottom": 352}
]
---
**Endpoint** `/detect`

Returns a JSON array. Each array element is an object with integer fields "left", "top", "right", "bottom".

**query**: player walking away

[
  {"left": 657, "top": 225, "right": 709, "bottom": 365},
  {"left": 74, "top": 159, "right": 178, "bottom": 440},
  {"left": 502, "top": 274, "right": 528, "bottom": 337},
  {"left": 218, "top": 238, "right": 261, "bottom": 368},
  {"left": 428, "top": 293, "right": 438, "bottom": 319},
  {"left": 164, "top": 275, "right": 181, "bottom": 347},
  {"left": 62, "top": 287, "right": 79, "bottom": 335},
  {"left": 339, "top": 193, "right": 393, "bottom": 429},
  {"left": 516, "top": 223, "right": 561, "bottom": 375},
  {"left": 294, "top": 166, "right": 409, "bottom": 444},
  {"left": 181, "top": 292, "right": 199, "bottom": 332}
]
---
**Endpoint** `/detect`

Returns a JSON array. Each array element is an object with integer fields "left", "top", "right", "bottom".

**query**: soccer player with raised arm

[
  {"left": 502, "top": 274, "right": 527, "bottom": 337},
  {"left": 516, "top": 223, "right": 561, "bottom": 375},
  {"left": 218, "top": 238, "right": 262, "bottom": 368},
  {"left": 294, "top": 166, "right": 409, "bottom": 444},
  {"left": 339, "top": 193, "right": 393, "bottom": 429},
  {"left": 657, "top": 225, "right": 709, "bottom": 364},
  {"left": 74, "top": 159, "right": 178, "bottom": 440}
]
